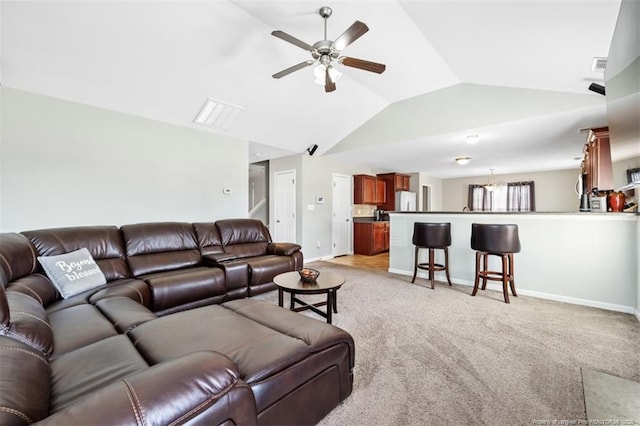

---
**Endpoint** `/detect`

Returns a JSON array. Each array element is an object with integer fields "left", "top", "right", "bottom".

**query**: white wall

[
  {"left": 269, "top": 152, "right": 378, "bottom": 260},
  {"left": 0, "top": 87, "right": 248, "bottom": 231}
]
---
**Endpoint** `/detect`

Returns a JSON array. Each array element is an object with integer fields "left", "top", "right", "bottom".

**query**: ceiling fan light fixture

[
  {"left": 313, "top": 64, "right": 342, "bottom": 85},
  {"left": 271, "top": 7, "right": 385, "bottom": 92}
]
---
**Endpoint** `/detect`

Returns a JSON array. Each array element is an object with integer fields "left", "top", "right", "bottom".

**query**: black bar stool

[
  {"left": 411, "top": 222, "right": 452, "bottom": 289},
  {"left": 470, "top": 223, "right": 521, "bottom": 303}
]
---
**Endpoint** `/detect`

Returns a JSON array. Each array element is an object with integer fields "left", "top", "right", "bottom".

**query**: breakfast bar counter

[{"left": 388, "top": 212, "right": 639, "bottom": 314}]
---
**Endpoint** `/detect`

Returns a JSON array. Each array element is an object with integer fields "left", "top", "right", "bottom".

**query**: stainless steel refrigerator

[{"left": 395, "top": 191, "right": 416, "bottom": 211}]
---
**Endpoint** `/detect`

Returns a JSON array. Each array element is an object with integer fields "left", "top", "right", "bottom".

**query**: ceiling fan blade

[
  {"left": 325, "top": 68, "right": 336, "bottom": 93},
  {"left": 271, "top": 30, "right": 315, "bottom": 52},
  {"left": 340, "top": 56, "right": 386, "bottom": 74},
  {"left": 332, "top": 21, "right": 369, "bottom": 51},
  {"left": 272, "top": 60, "right": 314, "bottom": 79}
]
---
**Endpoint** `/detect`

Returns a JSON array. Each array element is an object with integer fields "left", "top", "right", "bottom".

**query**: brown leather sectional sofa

[{"left": 0, "top": 219, "right": 355, "bottom": 425}]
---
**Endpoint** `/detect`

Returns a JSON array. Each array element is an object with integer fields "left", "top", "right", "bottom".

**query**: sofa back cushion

[
  {"left": 0, "top": 336, "right": 51, "bottom": 425},
  {"left": 121, "top": 222, "right": 201, "bottom": 276},
  {"left": 0, "top": 233, "right": 39, "bottom": 285},
  {"left": 216, "top": 219, "right": 272, "bottom": 259},
  {"left": 1, "top": 292, "right": 54, "bottom": 356},
  {"left": 193, "top": 222, "right": 225, "bottom": 256},
  {"left": 23, "top": 226, "right": 130, "bottom": 282}
]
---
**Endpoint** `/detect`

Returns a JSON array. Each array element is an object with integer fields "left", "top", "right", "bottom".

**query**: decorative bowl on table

[{"left": 298, "top": 268, "right": 320, "bottom": 282}]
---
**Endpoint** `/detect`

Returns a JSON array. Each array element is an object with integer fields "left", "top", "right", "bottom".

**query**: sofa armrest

[
  {"left": 37, "top": 351, "right": 257, "bottom": 426},
  {"left": 202, "top": 253, "right": 238, "bottom": 265},
  {"left": 266, "top": 242, "right": 302, "bottom": 256},
  {"left": 94, "top": 297, "right": 157, "bottom": 333}
]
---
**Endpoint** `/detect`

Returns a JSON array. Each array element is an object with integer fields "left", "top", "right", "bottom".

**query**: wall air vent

[
  {"left": 591, "top": 57, "right": 607, "bottom": 72},
  {"left": 193, "top": 98, "right": 244, "bottom": 130}
]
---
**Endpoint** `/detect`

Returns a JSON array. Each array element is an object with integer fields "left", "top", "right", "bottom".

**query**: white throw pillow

[{"left": 38, "top": 248, "right": 107, "bottom": 298}]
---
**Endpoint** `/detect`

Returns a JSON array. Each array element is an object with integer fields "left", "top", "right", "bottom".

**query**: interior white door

[
  {"left": 332, "top": 174, "right": 351, "bottom": 257},
  {"left": 274, "top": 170, "right": 296, "bottom": 242}
]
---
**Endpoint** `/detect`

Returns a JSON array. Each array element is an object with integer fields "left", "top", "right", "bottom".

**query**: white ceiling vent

[
  {"left": 194, "top": 98, "right": 244, "bottom": 130},
  {"left": 591, "top": 57, "right": 607, "bottom": 72}
]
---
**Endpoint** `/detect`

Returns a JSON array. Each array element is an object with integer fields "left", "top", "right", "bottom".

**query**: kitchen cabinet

[
  {"left": 582, "top": 127, "right": 613, "bottom": 193},
  {"left": 354, "top": 174, "right": 386, "bottom": 205},
  {"left": 394, "top": 174, "right": 410, "bottom": 191},
  {"left": 376, "top": 173, "right": 411, "bottom": 211},
  {"left": 354, "top": 222, "right": 390, "bottom": 255},
  {"left": 376, "top": 179, "right": 386, "bottom": 204}
]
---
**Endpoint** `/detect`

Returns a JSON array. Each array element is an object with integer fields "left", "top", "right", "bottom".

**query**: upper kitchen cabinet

[
  {"left": 376, "top": 173, "right": 411, "bottom": 211},
  {"left": 582, "top": 127, "right": 613, "bottom": 193},
  {"left": 354, "top": 174, "right": 386, "bottom": 205}
]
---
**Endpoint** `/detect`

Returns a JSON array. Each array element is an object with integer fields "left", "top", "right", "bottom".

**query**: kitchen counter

[
  {"left": 353, "top": 217, "right": 389, "bottom": 223},
  {"left": 389, "top": 212, "right": 638, "bottom": 314},
  {"left": 389, "top": 210, "right": 638, "bottom": 215}
]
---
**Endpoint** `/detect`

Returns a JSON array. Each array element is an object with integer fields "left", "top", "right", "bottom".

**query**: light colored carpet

[{"left": 256, "top": 261, "right": 640, "bottom": 425}]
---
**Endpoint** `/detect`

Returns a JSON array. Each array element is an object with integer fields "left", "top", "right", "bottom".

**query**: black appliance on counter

[
  {"left": 374, "top": 209, "right": 384, "bottom": 221},
  {"left": 577, "top": 173, "right": 590, "bottom": 212}
]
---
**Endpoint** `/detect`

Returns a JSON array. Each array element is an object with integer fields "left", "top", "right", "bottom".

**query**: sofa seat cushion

[
  {"left": 50, "top": 335, "right": 149, "bottom": 414},
  {"left": 129, "top": 303, "right": 311, "bottom": 384},
  {"left": 48, "top": 304, "right": 117, "bottom": 357},
  {"left": 138, "top": 266, "right": 226, "bottom": 312},
  {"left": 130, "top": 300, "right": 355, "bottom": 415}
]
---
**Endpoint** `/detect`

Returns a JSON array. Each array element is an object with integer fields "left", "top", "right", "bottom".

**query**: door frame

[{"left": 273, "top": 169, "right": 296, "bottom": 243}]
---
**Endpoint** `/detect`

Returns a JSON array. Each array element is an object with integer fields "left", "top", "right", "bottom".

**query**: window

[{"left": 468, "top": 181, "right": 535, "bottom": 212}]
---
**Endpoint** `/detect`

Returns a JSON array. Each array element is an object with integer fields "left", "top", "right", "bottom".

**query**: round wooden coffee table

[{"left": 273, "top": 270, "right": 345, "bottom": 324}]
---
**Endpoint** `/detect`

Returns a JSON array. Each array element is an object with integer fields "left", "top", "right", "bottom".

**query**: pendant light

[{"left": 484, "top": 169, "right": 497, "bottom": 192}]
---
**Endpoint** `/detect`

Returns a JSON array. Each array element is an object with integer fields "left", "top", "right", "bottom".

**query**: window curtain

[
  {"left": 507, "top": 181, "right": 535, "bottom": 211},
  {"left": 468, "top": 185, "right": 489, "bottom": 211},
  {"left": 469, "top": 182, "right": 535, "bottom": 211}
]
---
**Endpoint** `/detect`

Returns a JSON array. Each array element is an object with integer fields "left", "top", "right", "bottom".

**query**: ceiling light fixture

[
  {"left": 484, "top": 169, "right": 497, "bottom": 192},
  {"left": 455, "top": 156, "right": 471, "bottom": 165},
  {"left": 271, "top": 6, "right": 385, "bottom": 93},
  {"left": 466, "top": 134, "right": 479, "bottom": 144},
  {"left": 313, "top": 64, "right": 342, "bottom": 85}
]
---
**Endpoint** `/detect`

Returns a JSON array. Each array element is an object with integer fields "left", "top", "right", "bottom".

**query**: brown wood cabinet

[
  {"left": 376, "top": 179, "right": 386, "bottom": 205},
  {"left": 376, "top": 173, "right": 411, "bottom": 211},
  {"left": 354, "top": 174, "right": 386, "bottom": 205},
  {"left": 354, "top": 222, "right": 390, "bottom": 255},
  {"left": 583, "top": 127, "right": 613, "bottom": 193}
]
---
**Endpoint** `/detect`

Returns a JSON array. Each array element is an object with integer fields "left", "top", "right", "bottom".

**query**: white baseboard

[
  {"left": 389, "top": 268, "right": 636, "bottom": 315},
  {"left": 305, "top": 255, "right": 335, "bottom": 263}
]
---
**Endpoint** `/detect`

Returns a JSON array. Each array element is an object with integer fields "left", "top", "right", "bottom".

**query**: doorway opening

[{"left": 249, "top": 161, "right": 269, "bottom": 225}]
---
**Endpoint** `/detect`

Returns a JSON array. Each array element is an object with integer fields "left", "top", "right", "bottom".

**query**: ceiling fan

[{"left": 271, "top": 6, "right": 386, "bottom": 93}]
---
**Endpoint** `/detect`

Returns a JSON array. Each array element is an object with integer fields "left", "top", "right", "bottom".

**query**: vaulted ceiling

[{"left": 1, "top": 1, "right": 628, "bottom": 178}]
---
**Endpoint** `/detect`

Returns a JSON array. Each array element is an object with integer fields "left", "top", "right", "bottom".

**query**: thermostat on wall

[{"left": 223, "top": 188, "right": 232, "bottom": 194}]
